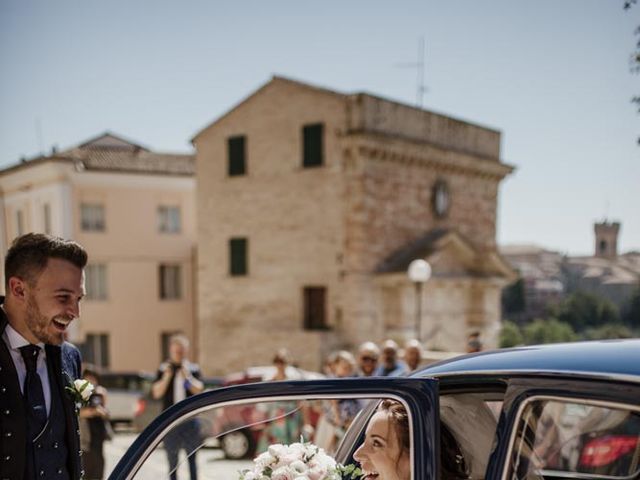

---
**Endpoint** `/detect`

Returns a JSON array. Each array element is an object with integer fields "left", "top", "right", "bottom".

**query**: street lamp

[{"left": 407, "top": 259, "right": 432, "bottom": 341}]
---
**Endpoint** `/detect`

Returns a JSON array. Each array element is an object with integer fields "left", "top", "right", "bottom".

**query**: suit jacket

[{"left": 0, "top": 304, "right": 83, "bottom": 480}]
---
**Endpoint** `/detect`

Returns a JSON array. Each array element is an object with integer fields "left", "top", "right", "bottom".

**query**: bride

[{"left": 353, "top": 400, "right": 410, "bottom": 480}]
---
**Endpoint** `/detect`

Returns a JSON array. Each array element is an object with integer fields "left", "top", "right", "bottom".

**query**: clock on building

[{"left": 432, "top": 179, "right": 450, "bottom": 218}]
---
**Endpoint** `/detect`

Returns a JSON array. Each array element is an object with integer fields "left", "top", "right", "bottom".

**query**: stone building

[
  {"left": 193, "top": 76, "right": 515, "bottom": 374},
  {"left": 501, "top": 221, "right": 640, "bottom": 320},
  {"left": 0, "top": 133, "right": 196, "bottom": 371}
]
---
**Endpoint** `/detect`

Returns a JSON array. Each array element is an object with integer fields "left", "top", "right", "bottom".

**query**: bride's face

[{"left": 353, "top": 410, "right": 410, "bottom": 480}]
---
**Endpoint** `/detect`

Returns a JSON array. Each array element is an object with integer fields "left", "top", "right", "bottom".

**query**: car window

[
  {"left": 507, "top": 397, "right": 640, "bottom": 480},
  {"left": 440, "top": 393, "right": 503, "bottom": 480},
  {"left": 131, "top": 396, "right": 404, "bottom": 480}
]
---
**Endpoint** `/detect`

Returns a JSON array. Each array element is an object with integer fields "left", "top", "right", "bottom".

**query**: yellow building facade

[{"left": 0, "top": 133, "right": 196, "bottom": 372}]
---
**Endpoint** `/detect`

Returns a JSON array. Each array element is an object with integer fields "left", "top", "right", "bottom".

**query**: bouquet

[{"left": 239, "top": 441, "right": 361, "bottom": 480}]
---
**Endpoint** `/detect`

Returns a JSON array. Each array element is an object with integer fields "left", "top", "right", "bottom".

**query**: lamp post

[{"left": 407, "top": 259, "right": 432, "bottom": 342}]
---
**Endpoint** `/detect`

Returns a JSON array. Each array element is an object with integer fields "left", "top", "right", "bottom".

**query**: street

[{"left": 105, "top": 431, "right": 253, "bottom": 479}]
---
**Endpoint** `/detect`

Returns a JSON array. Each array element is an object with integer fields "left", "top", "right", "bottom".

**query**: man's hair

[
  {"left": 5, "top": 233, "right": 88, "bottom": 288},
  {"left": 169, "top": 333, "right": 190, "bottom": 349}
]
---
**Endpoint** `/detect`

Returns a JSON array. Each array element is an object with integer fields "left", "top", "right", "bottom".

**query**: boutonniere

[{"left": 65, "top": 378, "right": 95, "bottom": 409}]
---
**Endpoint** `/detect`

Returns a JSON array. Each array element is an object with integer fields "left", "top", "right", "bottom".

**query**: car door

[
  {"left": 488, "top": 376, "right": 640, "bottom": 480},
  {"left": 108, "top": 377, "right": 440, "bottom": 480}
]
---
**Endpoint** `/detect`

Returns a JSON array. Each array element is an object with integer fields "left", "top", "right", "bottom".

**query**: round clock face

[{"left": 432, "top": 179, "right": 450, "bottom": 218}]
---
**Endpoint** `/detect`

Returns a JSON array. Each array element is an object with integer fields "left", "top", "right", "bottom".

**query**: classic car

[{"left": 109, "top": 339, "right": 640, "bottom": 479}]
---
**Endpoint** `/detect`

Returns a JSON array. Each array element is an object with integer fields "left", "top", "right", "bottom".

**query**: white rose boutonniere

[{"left": 65, "top": 378, "right": 95, "bottom": 408}]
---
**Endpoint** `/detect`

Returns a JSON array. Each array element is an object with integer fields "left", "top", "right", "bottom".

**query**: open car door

[{"left": 109, "top": 377, "right": 440, "bottom": 480}]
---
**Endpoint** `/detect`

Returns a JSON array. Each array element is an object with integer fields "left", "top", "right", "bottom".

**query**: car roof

[{"left": 417, "top": 339, "right": 640, "bottom": 380}]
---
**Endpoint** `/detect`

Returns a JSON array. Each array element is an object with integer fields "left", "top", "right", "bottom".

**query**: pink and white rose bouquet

[{"left": 239, "top": 441, "right": 361, "bottom": 480}]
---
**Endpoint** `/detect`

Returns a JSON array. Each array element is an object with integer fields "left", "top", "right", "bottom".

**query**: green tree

[
  {"left": 502, "top": 279, "right": 525, "bottom": 316},
  {"left": 523, "top": 318, "right": 578, "bottom": 345},
  {"left": 500, "top": 320, "right": 524, "bottom": 348},
  {"left": 624, "top": 1, "right": 640, "bottom": 143},
  {"left": 584, "top": 324, "right": 634, "bottom": 340},
  {"left": 550, "top": 291, "right": 620, "bottom": 332},
  {"left": 622, "top": 286, "right": 640, "bottom": 328}
]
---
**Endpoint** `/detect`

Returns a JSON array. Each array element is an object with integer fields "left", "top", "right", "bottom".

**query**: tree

[
  {"left": 624, "top": 1, "right": 640, "bottom": 143},
  {"left": 500, "top": 320, "right": 524, "bottom": 348},
  {"left": 523, "top": 318, "right": 578, "bottom": 345},
  {"left": 502, "top": 279, "right": 525, "bottom": 316},
  {"left": 622, "top": 286, "right": 640, "bottom": 328},
  {"left": 550, "top": 291, "right": 621, "bottom": 332},
  {"left": 584, "top": 324, "right": 634, "bottom": 340}
]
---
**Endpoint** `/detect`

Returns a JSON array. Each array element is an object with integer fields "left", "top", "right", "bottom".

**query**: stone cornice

[{"left": 347, "top": 131, "right": 515, "bottom": 180}]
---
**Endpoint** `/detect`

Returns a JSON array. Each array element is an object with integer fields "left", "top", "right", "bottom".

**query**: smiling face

[
  {"left": 20, "top": 258, "right": 85, "bottom": 345},
  {"left": 353, "top": 410, "right": 410, "bottom": 480}
]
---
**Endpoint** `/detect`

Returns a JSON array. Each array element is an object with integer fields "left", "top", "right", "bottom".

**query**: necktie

[{"left": 19, "top": 344, "right": 48, "bottom": 437}]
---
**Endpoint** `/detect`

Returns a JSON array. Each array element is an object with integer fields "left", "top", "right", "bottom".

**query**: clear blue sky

[{"left": 1, "top": 0, "right": 638, "bottom": 255}]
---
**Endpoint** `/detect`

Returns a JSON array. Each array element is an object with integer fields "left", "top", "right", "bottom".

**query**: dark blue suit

[{"left": 0, "top": 303, "right": 83, "bottom": 480}]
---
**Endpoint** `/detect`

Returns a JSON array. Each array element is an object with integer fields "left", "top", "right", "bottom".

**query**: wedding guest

[
  {"left": 79, "top": 369, "right": 111, "bottom": 480},
  {"left": 315, "top": 351, "right": 361, "bottom": 452},
  {"left": 403, "top": 339, "right": 424, "bottom": 371},
  {"left": 258, "top": 349, "right": 302, "bottom": 451},
  {"left": 354, "top": 400, "right": 410, "bottom": 480},
  {"left": 375, "top": 340, "right": 408, "bottom": 376},
  {"left": 356, "top": 341, "right": 380, "bottom": 377},
  {"left": 152, "top": 334, "right": 204, "bottom": 480},
  {"left": 0, "top": 233, "right": 87, "bottom": 479}
]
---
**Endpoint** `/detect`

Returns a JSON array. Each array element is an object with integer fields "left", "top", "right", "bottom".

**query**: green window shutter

[
  {"left": 228, "top": 135, "right": 246, "bottom": 176},
  {"left": 229, "top": 237, "right": 248, "bottom": 276},
  {"left": 302, "top": 123, "right": 324, "bottom": 168}
]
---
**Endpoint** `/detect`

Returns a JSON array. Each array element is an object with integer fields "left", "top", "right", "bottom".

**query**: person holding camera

[
  {"left": 151, "top": 334, "right": 203, "bottom": 480},
  {"left": 79, "top": 369, "right": 111, "bottom": 479}
]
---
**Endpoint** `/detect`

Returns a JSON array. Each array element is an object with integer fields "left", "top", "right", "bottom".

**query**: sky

[{"left": 1, "top": 0, "right": 638, "bottom": 255}]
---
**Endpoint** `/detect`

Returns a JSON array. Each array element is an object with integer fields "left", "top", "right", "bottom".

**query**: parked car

[
  {"left": 110, "top": 340, "right": 640, "bottom": 480},
  {"left": 99, "top": 372, "right": 155, "bottom": 427},
  {"left": 203, "top": 366, "right": 323, "bottom": 459}
]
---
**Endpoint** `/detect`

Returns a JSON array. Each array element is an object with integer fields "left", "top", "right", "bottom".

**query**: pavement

[{"left": 105, "top": 431, "right": 253, "bottom": 479}]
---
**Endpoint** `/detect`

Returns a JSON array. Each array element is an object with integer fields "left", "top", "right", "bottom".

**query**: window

[
  {"left": 43, "top": 203, "right": 51, "bottom": 234},
  {"left": 85, "top": 264, "right": 108, "bottom": 300},
  {"left": 81, "top": 203, "right": 105, "bottom": 232},
  {"left": 82, "top": 333, "right": 110, "bottom": 368},
  {"left": 158, "top": 205, "right": 181, "bottom": 233},
  {"left": 229, "top": 237, "right": 248, "bottom": 276},
  {"left": 228, "top": 135, "right": 246, "bottom": 176},
  {"left": 302, "top": 123, "right": 324, "bottom": 168},
  {"left": 508, "top": 398, "right": 640, "bottom": 479},
  {"left": 16, "top": 210, "right": 24, "bottom": 236},
  {"left": 303, "top": 286, "right": 328, "bottom": 330},
  {"left": 159, "top": 264, "right": 182, "bottom": 300}
]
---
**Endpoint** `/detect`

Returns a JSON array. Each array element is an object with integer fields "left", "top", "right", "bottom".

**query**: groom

[{"left": 0, "top": 233, "right": 87, "bottom": 480}]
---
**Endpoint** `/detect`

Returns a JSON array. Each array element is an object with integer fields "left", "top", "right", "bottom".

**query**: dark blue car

[{"left": 110, "top": 339, "right": 640, "bottom": 479}]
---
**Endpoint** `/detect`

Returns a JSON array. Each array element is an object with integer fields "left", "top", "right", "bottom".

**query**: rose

[
  {"left": 271, "top": 466, "right": 296, "bottom": 480},
  {"left": 74, "top": 379, "right": 94, "bottom": 401}
]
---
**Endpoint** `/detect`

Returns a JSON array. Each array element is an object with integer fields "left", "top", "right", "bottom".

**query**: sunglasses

[{"left": 360, "top": 356, "right": 378, "bottom": 362}]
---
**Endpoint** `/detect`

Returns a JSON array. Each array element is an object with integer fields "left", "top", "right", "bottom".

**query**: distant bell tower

[{"left": 594, "top": 221, "right": 620, "bottom": 259}]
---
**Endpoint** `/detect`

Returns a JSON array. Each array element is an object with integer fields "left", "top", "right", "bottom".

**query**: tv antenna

[{"left": 395, "top": 36, "right": 428, "bottom": 108}]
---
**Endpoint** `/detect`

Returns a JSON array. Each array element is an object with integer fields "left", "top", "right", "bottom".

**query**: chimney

[{"left": 594, "top": 221, "right": 620, "bottom": 259}]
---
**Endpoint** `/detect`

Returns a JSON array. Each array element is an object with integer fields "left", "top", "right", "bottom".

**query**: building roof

[
  {"left": 0, "top": 132, "right": 194, "bottom": 177},
  {"left": 192, "top": 75, "right": 503, "bottom": 155},
  {"left": 376, "top": 228, "right": 515, "bottom": 279}
]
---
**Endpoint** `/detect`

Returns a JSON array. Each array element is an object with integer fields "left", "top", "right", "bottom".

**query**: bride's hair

[{"left": 378, "top": 400, "right": 410, "bottom": 453}]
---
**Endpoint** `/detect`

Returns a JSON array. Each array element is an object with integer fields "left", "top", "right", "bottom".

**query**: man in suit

[{"left": 0, "top": 233, "right": 87, "bottom": 480}]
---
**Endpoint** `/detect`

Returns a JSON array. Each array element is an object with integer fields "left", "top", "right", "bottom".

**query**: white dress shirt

[{"left": 2, "top": 322, "right": 52, "bottom": 415}]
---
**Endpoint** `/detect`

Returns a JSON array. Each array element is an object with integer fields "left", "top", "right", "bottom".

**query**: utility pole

[{"left": 396, "top": 36, "right": 428, "bottom": 108}]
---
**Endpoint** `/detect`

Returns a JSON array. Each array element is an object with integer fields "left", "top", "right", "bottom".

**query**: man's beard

[{"left": 25, "top": 296, "right": 65, "bottom": 345}]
